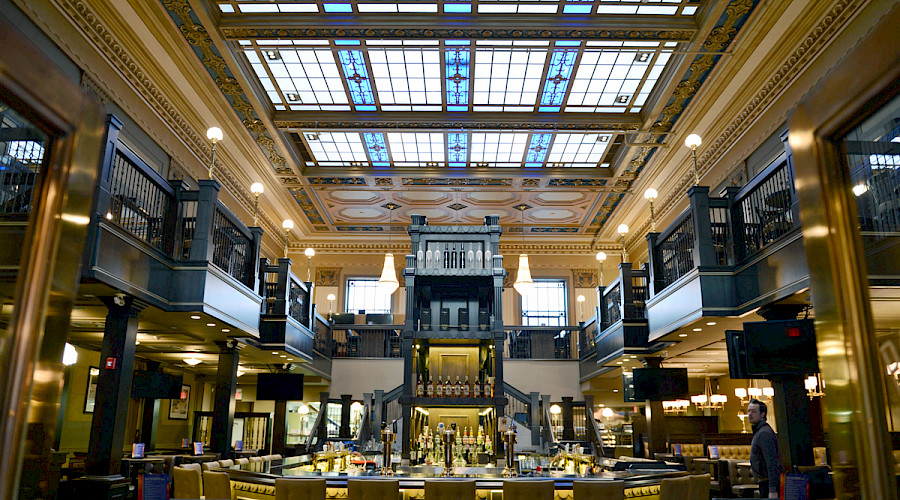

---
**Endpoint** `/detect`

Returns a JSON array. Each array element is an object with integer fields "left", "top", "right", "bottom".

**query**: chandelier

[
  {"left": 662, "top": 400, "right": 689, "bottom": 414},
  {"left": 804, "top": 374, "right": 825, "bottom": 399},
  {"left": 691, "top": 372, "right": 727, "bottom": 411},
  {"left": 735, "top": 381, "right": 774, "bottom": 405}
]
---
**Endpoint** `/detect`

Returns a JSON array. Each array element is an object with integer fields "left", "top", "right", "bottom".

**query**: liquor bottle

[
  {"left": 485, "top": 435, "right": 492, "bottom": 454},
  {"left": 416, "top": 375, "right": 424, "bottom": 397},
  {"left": 489, "top": 376, "right": 495, "bottom": 398},
  {"left": 454, "top": 376, "right": 462, "bottom": 397},
  {"left": 426, "top": 375, "right": 434, "bottom": 397},
  {"left": 462, "top": 376, "right": 470, "bottom": 397},
  {"left": 473, "top": 377, "right": 481, "bottom": 398},
  {"left": 436, "top": 376, "right": 443, "bottom": 397},
  {"left": 482, "top": 376, "right": 490, "bottom": 398},
  {"left": 476, "top": 426, "right": 484, "bottom": 449},
  {"left": 443, "top": 376, "right": 451, "bottom": 397}
]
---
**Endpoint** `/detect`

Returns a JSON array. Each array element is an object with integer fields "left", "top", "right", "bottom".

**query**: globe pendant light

[{"left": 377, "top": 204, "right": 400, "bottom": 295}]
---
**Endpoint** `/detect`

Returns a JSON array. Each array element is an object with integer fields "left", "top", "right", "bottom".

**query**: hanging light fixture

[
  {"left": 206, "top": 126, "right": 224, "bottom": 180},
  {"left": 183, "top": 356, "right": 202, "bottom": 366},
  {"left": 691, "top": 368, "right": 727, "bottom": 411},
  {"left": 513, "top": 204, "right": 534, "bottom": 296},
  {"left": 662, "top": 400, "right": 689, "bottom": 414},
  {"left": 251, "top": 182, "right": 264, "bottom": 226},
  {"left": 596, "top": 251, "right": 607, "bottom": 287},
  {"left": 377, "top": 204, "right": 400, "bottom": 295},
  {"left": 684, "top": 133, "right": 702, "bottom": 185},
  {"left": 735, "top": 380, "right": 775, "bottom": 404}
]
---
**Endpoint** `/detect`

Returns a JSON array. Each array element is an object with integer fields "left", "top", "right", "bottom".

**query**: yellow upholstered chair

[
  {"left": 425, "top": 479, "right": 476, "bottom": 500},
  {"left": 236, "top": 457, "right": 250, "bottom": 465},
  {"left": 503, "top": 479, "right": 554, "bottom": 500},
  {"left": 203, "top": 470, "right": 234, "bottom": 500},
  {"left": 573, "top": 480, "right": 625, "bottom": 500},
  {"left": 218, "top": 459, "right": 235, "bottom": 468},
  {"left": 202, "top": 460, "right": 221, "bottom": 471},
  {"left": 658, "top": 475, "right": 692, "bottom": 500},
  {"left": 688, "top": 474, "right": 710, "bottom": 500},
  {"left": 250, "top": 456, "right": 264, "bottom": 463},
  {"left": 172, "top": 466, "right": 202, "bottom": 500},
  {"left": 275, "top": 477, "right": 327, "bottom": 500},
  {"left": 348, "top": 478, "right": 400, "bottom": 500}
]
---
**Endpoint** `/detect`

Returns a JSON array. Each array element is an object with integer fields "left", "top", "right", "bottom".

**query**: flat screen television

[
  {"left": 726, "top": 330, "right": 751, "bottom": 380},
  {"left": 131, "top": 371, "right": 183, "bottom": 399},
  {"left": 332, "top": 312, "right": 355, "bottom": 324},
  {"left": 256, "top": 373, "right": 304, "bottom": 400},
  {"left": 365, "top": 313, "right": 393, "bottom": 325},
  {"left": 742, "top": 319, "right": 819, "bottom": 376},
  {"left": 631, "top": 368, "right": 689, "bottom": 401},
  {"left": 622, "top": 372, "right": 640, "bottom": 403}
]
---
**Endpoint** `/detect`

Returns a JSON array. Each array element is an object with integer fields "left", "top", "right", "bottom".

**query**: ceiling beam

[
  {"left": 274, "top": 111, "right": 646, "bottom": 131},
  {"left": 219, "top": 14, "right": 698, "bottom": 41},
  {"left": 290, "top": 166, "right": 616, "bottom": 179}
]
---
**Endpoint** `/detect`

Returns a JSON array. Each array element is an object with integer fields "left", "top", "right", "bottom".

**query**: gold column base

[
  {"left": 379, "top": 467, "right": 394, "bottom": 476},
  {"left": 502, "top": 468, "right": 517, "bottom": 478}
]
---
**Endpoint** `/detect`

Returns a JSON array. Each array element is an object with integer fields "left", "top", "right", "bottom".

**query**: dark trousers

[{"left": 759, "top": 480, "right": 770, "bottom": 498}]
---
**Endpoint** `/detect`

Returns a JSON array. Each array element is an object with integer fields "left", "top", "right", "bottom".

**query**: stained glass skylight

[
  {"left": 338, "top": 50, "right": 377, "bottom": 109},
  {"left": 473, "top": 49, "right": 546, "bottom": 106},
  {"left": 299, "top": 130, "right": 614, "bottom": 168},
  {"left": 368, "top": 49, "right": 442, "bottom": 108}
]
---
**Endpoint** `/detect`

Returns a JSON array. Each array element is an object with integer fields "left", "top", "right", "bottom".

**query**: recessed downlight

[
  {"left": 679, "top": 333, "right": 688, "bottom": 337},
  {"left": 280, "top": 355, "right": 287, "bottom": 358},
  {"left": 190, "top": 315, "right": 201, "bottom": 320},
  {"left": 221, "top": 328, "right": 230, "bottom": 333},
  {"left": 692, "top": 328, "right": 702, "bottom": 331},
  {"left": 706, "top": 321, "right": 717, "bottom": 326},
  {"left": 207, "top": 323, "right": 216, "bottom": 327},
  {"left": 272, "top": 352, "right": 279, "bottom": 355}
]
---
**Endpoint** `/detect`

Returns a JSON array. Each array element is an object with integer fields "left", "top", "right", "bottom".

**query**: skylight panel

[
  {"left": 358, "top": 3, "right": 397, "bottom": 12},
  {"left": 369, "top": 49, "right": 442, "bottom": 106},
  {"left": 445, "top": 47, "right": 470, "bottom": 108},
  {"left": 540, "top": 49, "right": 577, "bottom": 107},
  {"left": 305, "top": 132, "right": 368, "bottom": 163},
  {"left": 387, "top": 132, "right": 444, "bottom": 164},
  {"left": 398, "top": 3, "right": 438, "bottom": 12},
  {"left": 547, "top": 133, "right": 612, "bottom": 166},
  {"left": 338, "top": 50, "right": 376, "bottom": 108},
  {"left": 279, "top": 4, "right": 319, "bottom": 12},
  {"left": 682, "top": 5, "right": 698, "bottom": 15},
  {"left": 219, "top": 4, "right": 234, "bottom": 13},
  {"left": 525, "top": 133, "right": 552, "bottom": 166},
  {"left": 566, "top": 49, "right": 652, "bottom": 111},
  {"left": 363, "top": 132, "right": 390, "bottom": 165},
  {"left": 470, "top": 132, "right": 528, "bottom": 164},
  {"left": 637, "top": 5, "right": 678, "bottom": 15},
  {"left": 238, "top": 4, "right": 278, "bottom": 13},
  {"left": 249, "top": 49, "right": 348, "bottom": 107},
  {"left": 473, "top": 49, "right": 546, "bottom": 106},
  {"left": 448, "top": 132, "right": 468, "bottom": 166}
]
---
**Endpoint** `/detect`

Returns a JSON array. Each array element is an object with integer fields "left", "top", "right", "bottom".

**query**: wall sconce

[
  {"left": 644, "top": 188, "right": 658, "bottom": 232},
  {"left": 684, "top": 133, "right": 702, "bottom": 185},
  {"left": 805, "top": 374, "right": 825, "bottom": 398},
  {"left": 206, "top": 126, "right": 224, "bottom": 180},
  {"left": 250, "top": 182, "right": 264, "bottom": 226},
  {"left": 282, "top": 219, "right": 294, "bottom": 258}
]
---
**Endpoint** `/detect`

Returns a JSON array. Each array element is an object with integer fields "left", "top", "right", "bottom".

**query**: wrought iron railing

[
  {"left": 313, "top": 314, "right": 333, "bottom": 357},
  {"left": 506, "top": 326, "right": 578, "bottom": 359},
  {"left": 849, "top": 130, "right": 900, "bottom": 235},
  {"left": 211, "top": 205, "right": 253, "bottom": 287},
  {"left": 0, "top": 159, "right": 39, "bottom": 215},
  {"left": 331, "top": 325, "right": 403, "bottom": 358},
  {"left": 654, "top": 211, "right": 695, "bottom": 290},
  {"left": 709, "top": 205, "right": 730, "bottom": 266},
  {"left": 502, "top": 382, "right": 532, "bottom": 427},
  {"left": 0, "top": 110, "right": 45, "bottom": 215},
  {"left": 288, "top": 275, "right": 310, "bottom": 327},
  {"left": 578, "top": 315, "right": 597, "bottom": 359},
  {"left": 631, "top": 273, "right": 649, "bottom": 319},
  {"left": 734, "top": 159, "right": 796, "bottom": 261},
  {"left": 179, "top": 199, "right": 197, "bottom": 260},
  {"left": 602, "top": 283, "right": 622, "bottom": 328},
  {"left": 106, "top": 148, "right": 175, "bottom": 255}
]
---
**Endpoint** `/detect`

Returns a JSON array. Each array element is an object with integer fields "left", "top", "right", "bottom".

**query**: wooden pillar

[
  {"left": 272, "top": 400, "right": 287, "bottom": 457},
  {"left": 210, "top": 341, "right": 239, "bottom": 457},
  {"left": 529, "top": 392, "right": 540, "bottom": 446},
  {"left": 339, "top": 394, "right": 353, "bottom": 439},
  {"left": 641, "top": 356, "right": 667, "bottom": 457},
  {"left": 561, "top": 396, "right": 575, "bottom": 441}
]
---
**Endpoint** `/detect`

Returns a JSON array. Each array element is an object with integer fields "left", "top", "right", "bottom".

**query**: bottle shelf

[
  {"left": 411, "top": 268, "right": 495, "bottom": 277},
  {"left": 408, "top": 397, "right": 498, "bottom": 407},
  {"left": 412, "top": 330, "right": 494, "bottom": 339}
]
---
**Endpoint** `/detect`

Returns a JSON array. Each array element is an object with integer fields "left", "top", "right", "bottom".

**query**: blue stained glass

[
  {"left": 444, "top": 4, "right": 471, "bottom": 13},
  {"left": 323, "top": 3, "right": 352, "bottom": 12},
  {"left": 364, "top": 133, "right": 389, "bottom": 162},
  {"left": 526, "top": 133, "right": 552, "bottom": 164},
  {"left": 562, "top": 5, "right": 592, "bottom": 14},
  {"left": 539, "top": 50, "right": 578, "bottom": 107},
  {"left": 447, "top": 132, "right": 468, "bottom": 163},
  {"left": 338, "top": 51, "right": 376, "bottom": 105},
  {"left": 445, "top": 48, "right": 470, "bottom": 106}
]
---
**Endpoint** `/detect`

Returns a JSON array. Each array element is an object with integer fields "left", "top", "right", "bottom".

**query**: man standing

[{"left": 748, "top": 398, "right": 781, "bottom": 499}]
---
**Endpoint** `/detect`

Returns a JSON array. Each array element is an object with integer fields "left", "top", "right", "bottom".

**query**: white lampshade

[
  {"left": 282, "top": 219, "right": 294, "bottom": 231},
  {"left": 251, "top": 182, "right": 265, "bottom": 195},
  {"left": 298, "top": 403, "right": 310, "bottom": 414},
  {"left": 762, "top": 387, "right": 775, "bottom": 397},
  {"left": 513, "top": 254, "right": 535, "bottom": 296},
  {"left": 748, "top": 387, "right": 762, "bottom": 397},
  {"left": 596, "top": 251, "right": 607, "bottom": 262},
  {"left": 207, "top": 126, "right": 223, "bottom": 143},
  {"left": 184, "top": 356, "right": 202, "bottom": 366},
  {"left": 644, "top": 188, "right": 658, "bottom": 201},
  {"left": 576, "top": 295, "right": 585, "bottom": 303},
  {"left": 351, "top": 401, "right": 363, "bottom": 411},
  {"left": 617, "top": 224, "right": 629, "bottom": 235},
  {"left": 305, "top": 247, "right": 316, "bottom": 258},
  {"left": 377, "top": 253, "right": 400, "bottom": 295},
  {"left": 550, "top": 404, "right": 562, "bottom": 415},
  {"left": 735, "top": 388, "right": 747, "bottom": 398},
  {"left": 62, "top": 343, "right": 78, "bottom": 366},
  {"left": 601, "top": 407, "right": 614, "bottom": 418},
  {"left": 684, "top": 133, "right": 702, "bottom": 149},
  {"left": 327, "top": 293, "right": 336, "bottom": 301}
]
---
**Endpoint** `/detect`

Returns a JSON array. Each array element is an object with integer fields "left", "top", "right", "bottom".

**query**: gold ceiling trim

[
  {"left": 291, "top": 241, "right": 620, "bottom": 254},
  {"left": 275, "top": 120, "right": 642, "bottom": 131}
]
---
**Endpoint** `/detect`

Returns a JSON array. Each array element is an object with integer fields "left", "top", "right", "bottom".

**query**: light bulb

[
  {"left": 617, "top": 224, "right": 629, "bottom": 235},
  {"left": 305, "top": 247, "right": 316, "bottom": 258},
  {"left": 327, "top": 293, "right": 336, "bottom": 301},
  {"left": 644, "top": 188, "right": 658, "bottom": 201},
  {"left": 684, "top": 133, "right": 702, "bottom": 149},
  {"left": 251, "top": 182, "right": 264, "bottom": 195},
  {"left": 184, "top": 356, "right": 202, "bottom": 366},
  {"left": 576, "top": 295, "right": 585, "bottom": 303},
  {"left": 206, "top": 126, "right": 223, "bottom": 143},
  {"left": 282, "top": 219, "right": 294, "bottom": 231},
  {"left": 596, "top": 251, "right": 606, "bottom": 262}
]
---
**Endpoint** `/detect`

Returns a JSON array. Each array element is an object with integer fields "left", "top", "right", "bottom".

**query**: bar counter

[{"left": 216, "top": 457, "right": 678, "bottom": 500}]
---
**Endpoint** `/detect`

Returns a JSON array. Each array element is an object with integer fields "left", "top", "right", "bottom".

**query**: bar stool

[
  {"left": 688, "top": 473, "right": 710, "bottom": 500},
  {"left": 249, "top": 456, "right": 264, "bottom": 463},
  {"left": 572, "top": 480, "right": 625, "bottom": 500},
  {"left": 659, "top": 475, "right": 692, "bottom": 500},
  {"left": 218, "top": 459, "right": 234, "bottom": 468},
  {"left": 348, "top": 478, "right": 400, "bottom": 500},
  {"left": 425, "top": 479, "right": 475, "bottom": 500},
  {"left": 236, "top": 457, "right": 250, "bottom": 465},
  {"left": 203, "top": 470, "right": 234, "bottom": 500},
  {"left": 202, "top": 460, "right": 220, "bottom": 471},
  {"left": 172, "top": 466, "right": 201, "bottom": 500},
  {"left": 503, "top": 479, "right": 554, "bottom": 500},
  {"left": 275, "top": 477, "right": 326, "bottom": 500}
]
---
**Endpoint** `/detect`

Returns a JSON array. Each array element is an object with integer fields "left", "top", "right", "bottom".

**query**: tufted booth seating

[
  {"left": 658, "top": 475, "right": 691, "bottom": 500},
  {"left": 716, "top": 445, "right": 751, "bottom": 460},
  {"left": 725, "top": 459, "right": 758, "bottom": 498},
  {"left": 624, "top": 484, "right": 660, "bottom": 500},
  {"left": 675, "top": 444, "right": 704, "bottom": 457}
]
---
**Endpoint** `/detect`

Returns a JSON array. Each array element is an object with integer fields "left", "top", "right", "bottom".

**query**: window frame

[
  {"left": 344, "top": 277, "right": 393, "bottom": 314},
  {"left": 519, "top": 278, "right": 568, "bottom": 327}
]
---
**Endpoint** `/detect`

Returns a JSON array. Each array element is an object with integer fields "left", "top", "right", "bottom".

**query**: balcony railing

[
  {"left": 506, "top": 326, "right": 578, "bottom": 360},
  {"left": 259, "top": 258, "right": 313, "bottom": 329},
  {"left": 733, "top": 158, "right": 797, "bottom": 261},
  {"left": 212, "top": 205, "right": 254, "bottom": 288},
  {"left": 653, "top": 210, "right": 695, "bottom": 292},
  {"left": 331, "top": 325, "right": 402, "bottom": 358},
  {"left": 577, "top": 315, "right": 598, "bottom": 360},
  {"left": 599, "top": 264, "right": 649, "bottom": 332}
]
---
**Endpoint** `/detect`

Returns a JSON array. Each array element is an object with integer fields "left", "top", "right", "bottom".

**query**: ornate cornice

[
  {"left": 222, "top": 28, "right": 694, "bottom": 41},
  {"left": 274, "top": 120, "right": 641, "bottom": 131},
  {"left": 293, "top": 241, "right": 621, "bottom": 255}
]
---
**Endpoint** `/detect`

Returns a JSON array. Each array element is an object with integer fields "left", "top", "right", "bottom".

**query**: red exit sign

[{"left": 788, "top": 327, "right": 801, "bottom": 337}]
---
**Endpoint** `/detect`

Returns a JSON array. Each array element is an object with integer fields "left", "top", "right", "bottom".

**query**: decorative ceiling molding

[
  {"left": 222, "top": 27, "right": 695, "bottom": 42},
  {"left": 290, "top": 241, "right": 620, "bottom": 255},
  {"left": 274, "top": 119, "right": 642, "bottom": 131}
]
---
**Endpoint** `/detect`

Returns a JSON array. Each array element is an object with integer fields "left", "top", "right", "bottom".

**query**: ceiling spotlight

[
  {"left": 207, "top": 323, "right": 216, "bottom": 327},
  {"left": 184, "top": 356, "right": 202, "bottom": 366},
  {"left": 706, "top": 321, "right": 717, "bottom": 326},
  {"left": 636, "top": 52, "right": 651, "bottom": 62},
  {"left": 693, "top": 328, "right": 702, "bottom": 331},
  {"left": 287, "top": 93, "right": 300, "bottom": 102},
  {"left": 237, "top": 369, "right": 245, "bottom": 377},
  {"left": 679, "top": 333, "right": 688, "bottom": 337},
  {"left": 222, "top": 328, "right": 230, "bottom": 333},
  {"left": 190, "top": 315, "right": 201, "bottom": 320},
  {"left": 265, "top": 50, "right": 281, "bottom": 60}
]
